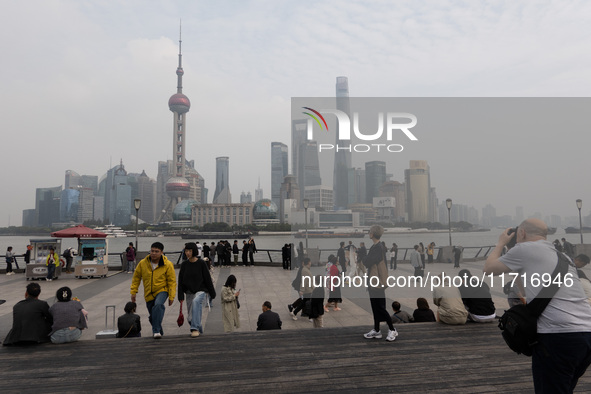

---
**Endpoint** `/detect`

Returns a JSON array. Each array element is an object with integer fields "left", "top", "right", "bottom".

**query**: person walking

[
  {"left": 291, "top": 257, "right": 313, "bottom": 320},
  {"left": 362, "top": 225, "right": 398, "bottom": 342},
  {"left": 130, "top": 242, "right": 176, "bottom": 339},
  {"left": 325, "top": 254, "right": 342, "bottom": 312},
  {"left": 178, "top": 242, "right": 216, "bottom": 338},
  {"left": 125, "top": 242, "right": 136, "bottom": 274},
  {"left": 221, "top": 275, "right": 241, "bottom": 333}
]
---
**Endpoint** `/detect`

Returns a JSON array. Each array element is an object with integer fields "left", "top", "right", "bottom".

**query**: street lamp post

[
  {"left": 576, "top": 199, "right": 583, "bottom": 244},
  {"left": 303, "top": 199, "right": 309, "bottom": 251},
  {"left": 446, "top": 198, "right": 453, "bottom": 246},
  {"left": 134, "top": 199, "right": 142, "bottom": 251}
]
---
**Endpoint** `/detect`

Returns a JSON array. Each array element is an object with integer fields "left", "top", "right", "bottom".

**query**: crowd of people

[{"left": 4, "top": 219, "right": 591, "bottom": 392}]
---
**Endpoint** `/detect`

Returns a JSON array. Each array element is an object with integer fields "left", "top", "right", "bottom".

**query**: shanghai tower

[{"left": 333, "top": 76, "right": 352, "bottom": 209}]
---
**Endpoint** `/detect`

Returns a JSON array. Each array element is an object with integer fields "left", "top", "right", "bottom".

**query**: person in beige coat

[
  {"left": 433, "top": 275, "right": 468, "bottom": 325},
  {"left": 221, "top": 275, "right": 240, "bottom": 332}
]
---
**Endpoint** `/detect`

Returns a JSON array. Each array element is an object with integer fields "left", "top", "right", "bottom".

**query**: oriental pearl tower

[{"left": 160, "top": 26, "right": 191, "bottom": 222}]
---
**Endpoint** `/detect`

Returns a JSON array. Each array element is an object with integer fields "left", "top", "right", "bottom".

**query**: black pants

[
  {"left": 390, "top": 257, "right": 396, "bottom": 270},
  {"left": 293, "top": 294, "right": 311, "bottom": 316},
  {"left": 242, "top": 252, "right": 248, "bottom": 265},
  {"left": 249, "top": 252, "right": 255, "bottom": 265},
  {"left": 368, "top": 288, "right": 394, "bottom": 331}
]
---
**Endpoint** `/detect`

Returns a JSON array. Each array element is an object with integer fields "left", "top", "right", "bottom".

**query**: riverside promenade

[{"left": 1, "top": 260, "right": 591, "bottom": 392}]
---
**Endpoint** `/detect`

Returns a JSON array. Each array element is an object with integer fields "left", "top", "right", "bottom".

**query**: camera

[{"left": 506, "top": 227, "right": 518, "bottom": 249}]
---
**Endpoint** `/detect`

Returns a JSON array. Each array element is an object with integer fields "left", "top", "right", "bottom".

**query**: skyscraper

[
  {"left": 255, "top": 178, "right": 263, "bottom": 202},
  {"left": 347, "top": 168, "right": 366, "bottom": 205},
  {"left": 213, "top": 157, "right": 231, "bottom": 204},
  {"left": 333, "top": 76, "right": 352, "bottom": 209},
  {"left": 365, "top": 161, "right": 387, "bottom": 203},
  {"left": 298, "top": 141, "right": 322, "bottom": 191},
  {"left": 379, "top": 181, "right": 406, "bottom": 222},
  {"left": 35, "top": 186, "right": 61, "bottom": 227},
  {"left": 271, "top": 142, "right": 288, "bottom": 208},
  {"left": 280, "top": 174, "right": 300, "bottom": 223},
  {"left": 291, "top": 119, "right": 307, "bottom": 181},
  {"left": 404, "top": 160, "right": 432, "bottom": 223},
  {"left": 160, "top": 25, "right": 191, "bottom": 221}
]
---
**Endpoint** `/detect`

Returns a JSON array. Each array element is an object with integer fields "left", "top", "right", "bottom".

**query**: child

[{"left": 117, "top": 302, "right": 141, "bottom": 338}]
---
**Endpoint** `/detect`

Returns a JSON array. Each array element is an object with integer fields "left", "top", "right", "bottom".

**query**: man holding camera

[{"left": 484, "top": 218, "right": 591, "bottom": 393}]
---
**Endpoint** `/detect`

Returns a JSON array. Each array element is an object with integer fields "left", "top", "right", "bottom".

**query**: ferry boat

[
  {"left": 181, "top": 231, "right": 254, "bottom": 240},
  {"left": 565, "top": 226, "right": 591, "bottom": 234},
  {"left": 294, "top": 230, "right": 365, "bottom": 239},
  {"left": 94, "top": 225, "right": 128, "bottom": 238}
]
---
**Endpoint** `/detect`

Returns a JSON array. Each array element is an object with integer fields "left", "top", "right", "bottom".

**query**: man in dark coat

[
  {"left": 256, "top": 301, "right": 282, "bottom": 330},
  {"left": 3, "top": 283, "right": 52, "bottom": 345},
  {"left": 337, "top": 242, "right": 347, "bottom": 274}
]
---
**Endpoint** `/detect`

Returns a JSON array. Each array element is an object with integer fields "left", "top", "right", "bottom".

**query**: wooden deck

[{"left": 2, "top": 323, "right": 591, "bottom": 393}]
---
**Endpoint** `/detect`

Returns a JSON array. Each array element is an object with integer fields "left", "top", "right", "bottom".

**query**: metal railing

[{"left": 1, "top": 246, "right": 495, "bottom": 272}]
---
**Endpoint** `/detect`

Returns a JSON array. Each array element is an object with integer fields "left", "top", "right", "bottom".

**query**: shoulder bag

[{"left": 498, "top": 251, "right": 569, "bottom": 356}]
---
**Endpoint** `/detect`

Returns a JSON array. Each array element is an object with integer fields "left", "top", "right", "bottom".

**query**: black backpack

[
  {"left": 62, "top": 248, "right": 71, "bottom": 258},
  {"left": 498, "top": 251, "right": 569, "bottom": 356}
]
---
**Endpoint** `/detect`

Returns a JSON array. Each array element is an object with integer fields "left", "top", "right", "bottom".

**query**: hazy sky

[{"left": 1, "top": 0, "right": 591, "bottom": 227}]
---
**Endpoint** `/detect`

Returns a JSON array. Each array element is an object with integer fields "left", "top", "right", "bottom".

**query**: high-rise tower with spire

[
  {"left": 333, "top": 76, "right": 352, "bottom": 209},
  {"left": 159, "top": 23, "right": 191, "bottom": 222}
]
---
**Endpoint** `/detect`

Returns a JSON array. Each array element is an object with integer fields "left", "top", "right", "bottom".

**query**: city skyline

[{"left": 2, "top": 1, "right": 591, "bottom": 227}]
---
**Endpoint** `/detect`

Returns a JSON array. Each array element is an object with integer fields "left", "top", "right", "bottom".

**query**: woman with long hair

[{"left": 221, "top": 275, "right": 241, "bottom": 332}]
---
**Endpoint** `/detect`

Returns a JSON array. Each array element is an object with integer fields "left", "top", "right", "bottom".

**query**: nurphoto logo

[{"left": 302, "top": 106, "right": 418, "bottom": 153}]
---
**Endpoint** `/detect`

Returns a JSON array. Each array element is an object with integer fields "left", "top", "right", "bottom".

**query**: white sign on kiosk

[{"left": 74, "top": 238, "right": 109, "bottom": 278}]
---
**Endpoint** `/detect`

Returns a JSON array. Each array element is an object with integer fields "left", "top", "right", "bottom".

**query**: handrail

[{"left": 1, "top": 246, "right": 496, "bottom": 271}]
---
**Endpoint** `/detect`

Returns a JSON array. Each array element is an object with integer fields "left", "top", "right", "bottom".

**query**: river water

[{"left": 0, "top": 227, "right": 578, "bottom": 258}]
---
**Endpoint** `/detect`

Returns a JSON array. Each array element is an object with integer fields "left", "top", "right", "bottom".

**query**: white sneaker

[
  {"left": 153, "top": 333, "right": 162, "bottom": 339},
  {"left": 364, "top": 329, "right": 382, "bottom": 339},
  {"left": 291, "top": 312, "right": 298, "bottom": 321},
  {"left": 386, "top": 329, "right": 398, "bottom": 342}
]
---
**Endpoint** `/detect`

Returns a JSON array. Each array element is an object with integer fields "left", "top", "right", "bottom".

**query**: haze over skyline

[{"left": 1, "top": 1, "right": 591, "bottom": 227}]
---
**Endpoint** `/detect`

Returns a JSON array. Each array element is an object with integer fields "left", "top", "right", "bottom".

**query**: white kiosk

[
  {"left": 74, "top": 238, "right": 109, "bottom": 278},
  {"left": 50, "top": 225, "right": 109, "bottom": 279},
  {"left": 26, "top": 238, "right": 63, "bottom": 280}
]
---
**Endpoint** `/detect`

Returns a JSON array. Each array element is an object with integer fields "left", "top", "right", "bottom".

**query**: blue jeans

[
  {"left": 127, "top": 260, "right": 135, "bottom": 273},
  {"left": 188, "top": 291, "right": 207, "bottom": 333},
  {"left": 532, "top": 332, "right": 591, "bottom": 393},
  {"left": 146, "top": 291, "right": 168, "bottom": 335},
  {"left": 47, "top": 264, "right": 55, "bottom": 280},
  {"left": 51, "top": 328, "right": 82, "bottom": 344}
]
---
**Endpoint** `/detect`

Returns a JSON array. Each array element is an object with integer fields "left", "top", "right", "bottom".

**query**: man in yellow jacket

[{"left": 130, "top": 242, "right": 176, "bottom": 339}]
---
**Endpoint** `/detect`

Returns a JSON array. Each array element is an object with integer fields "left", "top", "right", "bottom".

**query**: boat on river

[{"left": 294, "top": 230, "right": 365, "bottom": 239}]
